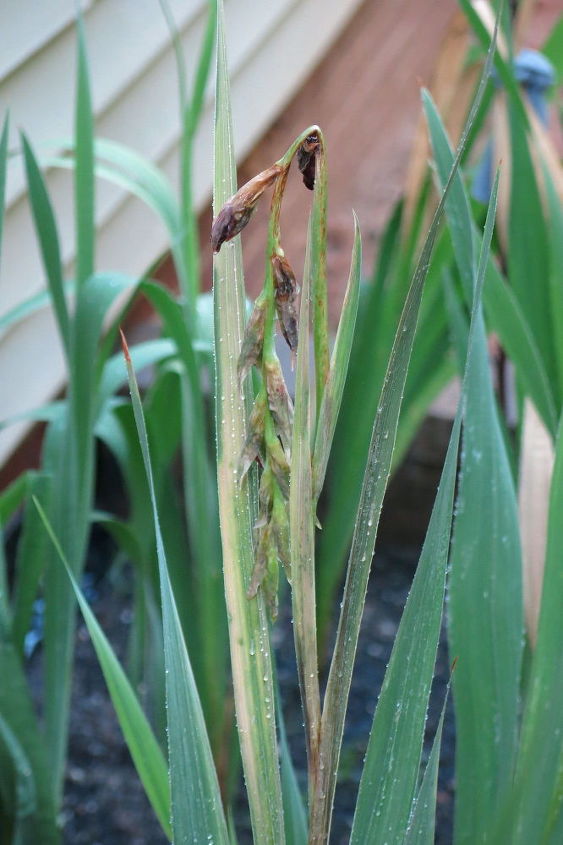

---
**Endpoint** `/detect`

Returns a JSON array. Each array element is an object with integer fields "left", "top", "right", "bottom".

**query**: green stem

[
  {"left": 310, "top": 132, "right": 329, "bottom": 420},
  {"left": 289, "top": 214, "right": 322, "bottom": 816}
]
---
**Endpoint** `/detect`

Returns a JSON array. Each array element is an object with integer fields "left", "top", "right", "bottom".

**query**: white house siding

[{"left": 0, "top": 0, "right": 363, "bottom": 465}]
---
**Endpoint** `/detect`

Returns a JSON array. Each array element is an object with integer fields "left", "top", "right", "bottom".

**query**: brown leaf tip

[{"left": 119, "top": 328, "right": 131, "bottom": 363}]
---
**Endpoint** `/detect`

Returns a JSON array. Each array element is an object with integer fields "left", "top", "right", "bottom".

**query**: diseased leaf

[{"left": 213, "top": 2, "right": 284, "bottom": 840}]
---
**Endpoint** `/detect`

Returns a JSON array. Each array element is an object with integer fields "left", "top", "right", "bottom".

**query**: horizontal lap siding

[{"left": 0, "top": 0, "right": 363, "bottom": 464}]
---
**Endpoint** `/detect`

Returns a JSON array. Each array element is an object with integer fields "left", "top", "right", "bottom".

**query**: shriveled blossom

[
  {"left": 272, "top": 253, "right": 298, "bottom": 352},
  {"left": 211, "top": 164, "right": 281, "bottom": 253}
]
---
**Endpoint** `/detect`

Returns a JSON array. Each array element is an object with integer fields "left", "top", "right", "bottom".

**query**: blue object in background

[{"left": 472, "top": 49, "right": 556, "bottom": 203}]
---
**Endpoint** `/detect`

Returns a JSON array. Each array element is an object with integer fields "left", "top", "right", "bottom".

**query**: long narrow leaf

[
  {"left": 72, "top": 272, "right": 139, "bottom": 444},
  {"left": 0, "top": 115, "right": 9, "bottom": 261},
  {"left": 74, "top": 18, "right": 94, "bottom": 286},
  {"left": 180, "top": 0, "right": 217, "bottom": 301},
  {"left": 424, "top": 99, "right": 524, "bottom": 840},
  {"left": 315, "top": 220, "right": 452, "bottom": 649},
  {"left": 484, "top": 262, "right": 557, "bottom": 437},
  {"left": 11, "top": 473, "right": 51, "bottom": 655},
  {"left": 42, "top": 35, "right": 100, "bottom": 790},
  {"left": 213, "top": 2, "right": 284, "bottom": 841},
  {"left": 139, "top": 279, "right": 227, "bottom": 750},
  {"left": 424, "top": 86, "right": 524, "bottom": 842},
  {"left": 34, "top": 497, "right": 172, "bottom": 840},
  {"left": 507, "top": 102, "right": 554, "bottom": 389},
  {"left": 404, "top": 683, "right": 452, "bottom": 845},
  {"left": 0, "top": 281, "right": 75, "bottom": 335},
  {"left": 352, "top": 171, "right": 500, "bottom": 844},
  {"left": 0, "top": 537, "right": 59, "bottom": 844},
  {"left": 421, "top": 85, "right": 557, "bottom": 437},
  {"left": 51, "top": 141, "right": 181, "bottom": 238},
  {"left": 0, "top": 712, "right": 37, "bottom": 837},
  {"left": 544, "top": 165, "right": 563, "bottom": 408},
  {"left": 497, "top": 417, "right": 563, "bottom": 842},
  {"left": 290, "top": 217, "right": 321, "bottom": 794},
  {"left": 98, "top": 338, "right": 176, "bottom": 405},
  {"left": 350, "top": 411, "right": 461, "bottom": 842},
  {"left": 20, "top": 134, "right": 70, "bottom": 357},
  {"left": 276, "top": 687, "right": 307, "bottom": 845},
  {"left": 122, "top": 332, "right": 228, "bottom": 844},
  {"left": 310, "top": 24, "right": 499, "bottom": 840},
  {"left": 312, "top": 214, "right": 361, "bottom": 500},
  {"left": 44, "top": 272, "right": 137, "bottom": 802}
]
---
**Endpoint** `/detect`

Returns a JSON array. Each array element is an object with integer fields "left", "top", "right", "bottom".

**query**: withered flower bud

[
  {"left": 263, "top": 357, "right": 294, "bottom": 453},
  {"left": 211, "top": 164, "right": 281, "bottom": 253},
  {"left": 211, "top": 203, "right": 254, "bottom": 254},
  {"left": 272, "top": 254, "right": 296, "bottom": 301},
  {"left": 267, "top": 435, "right": 290, "bottom": 500},
  {"left": 239, "top": 393, "right": 267, "bottom": 480},
  {"left": 263, "top": 551, "right": 279, "bottom": 620},
  {"left": 297, "top": 133, "right": 319, "bottom": 191},
  {"left": 257, "top": 462, "right": 275, "bottom": 523},
  {"left": 247, "top": 524, "right": 270, "bottom": 599},
  {"left": 247, "top": 522, "right": 280, "bottom": 619},
  {"left": 272, "top": 253, "right": 298, "bottom": 352},
  {"left": 271, "top": 491, "right": 291, "bottom": 581},
  {"left": 238, "top": 297, "right": 267, "bottom": 385}
]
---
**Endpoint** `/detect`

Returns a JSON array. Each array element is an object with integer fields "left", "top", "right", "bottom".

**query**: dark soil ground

[{"left": 51, "top": 539, "right": 454, "bottom": 845}]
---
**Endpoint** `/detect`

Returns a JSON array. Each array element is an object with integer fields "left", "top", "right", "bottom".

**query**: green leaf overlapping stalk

[
  {"left": 212, "top": 3, "right": 284, "bottom": 841},
  {"left": 212, "top": 110, "right": 333, "bottom": 811}
]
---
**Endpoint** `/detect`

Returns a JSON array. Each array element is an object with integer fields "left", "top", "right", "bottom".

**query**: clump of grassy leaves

[{"left": 1, "top": 1, "right": 562, "bottom": 843}]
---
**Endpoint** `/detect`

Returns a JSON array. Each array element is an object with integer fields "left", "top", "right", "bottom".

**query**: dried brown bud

[
  {"left": 239, "top": 393, "right": 267, "bottom": 480},
  {"left": 247, "top": 524, "right": 279, "bottom": 619},
  {"left": 272, "top": 253, "right": 298, "bottom": 351},
  {"left": 211, "top": 165, "right": 281, "bottom": 253},
  {"left": 257, "top": 463, "right": 275, "bottom": 523},
  {"left": 211, "top": 203, "right": 254, "bottom": 254},
  {"left": 247, "top": 462, "right": 290, "bottom": 612},
  {"left": 271, "top": 491, "right": 291, "bottom": 581},
  {"left": 297, "top": 133, "right": 319, "bottom": 191},
  {"left": 247, "top": 523, "right": 270, "bottom": 599},
  {"left": 267, "top": 435, "right": 290, "bottom": 500},
  {"left": 272, "top": 254, "right": 296, "bottom": 301},
  {"left": 238, "top": 297, "right": 267, "bottom": 385},
  {"left": 263, "top": 356, "right": 293, "bottom": 453}
]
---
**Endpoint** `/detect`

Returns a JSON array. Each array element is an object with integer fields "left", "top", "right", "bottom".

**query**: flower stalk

[{"left": 213, "top": 125, "right": 328, "bottom": 811}]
